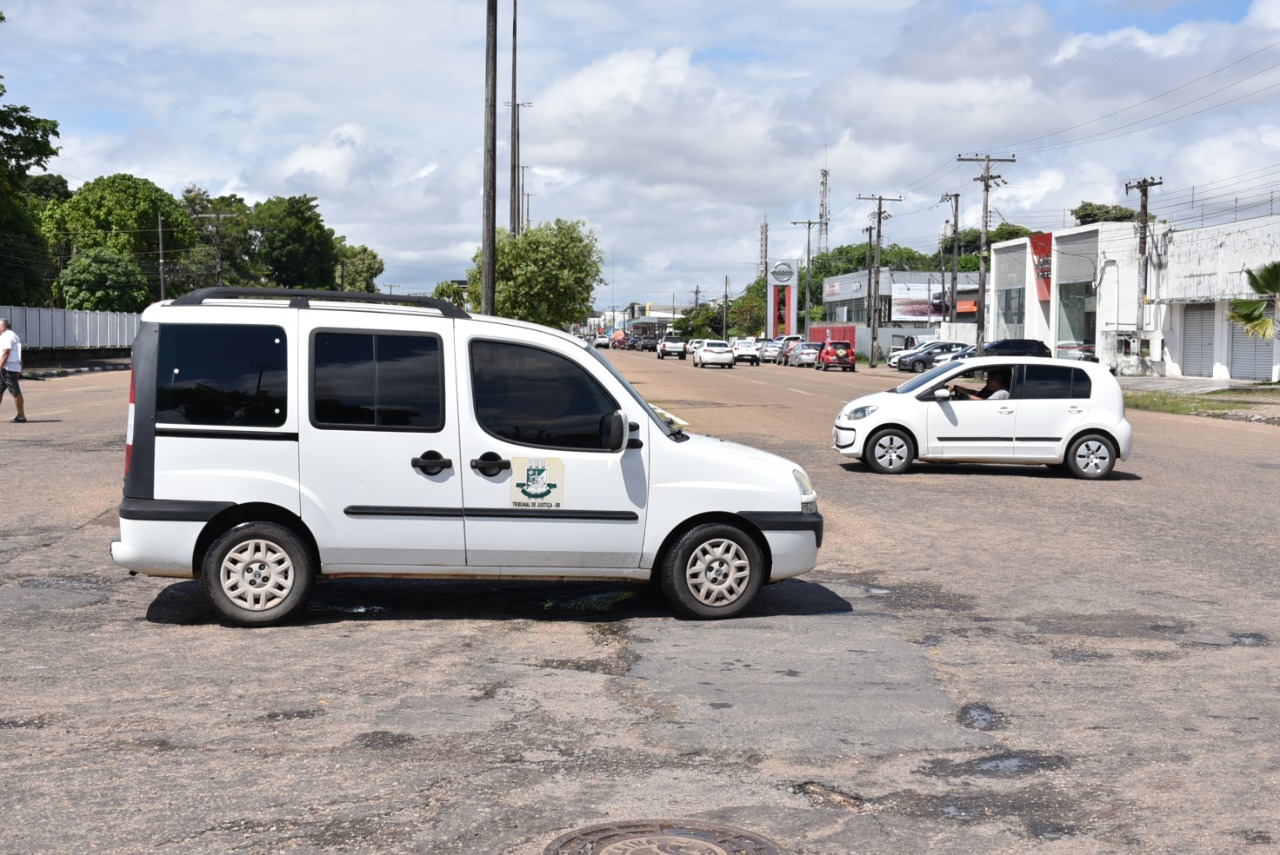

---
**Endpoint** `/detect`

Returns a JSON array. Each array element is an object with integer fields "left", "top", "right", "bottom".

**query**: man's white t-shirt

[
  {"left": 0, "top": 329, "right": 21, "bottom": 372},
  {"left": 987, "top": 389, "right": 1010, "bottom": 400}
]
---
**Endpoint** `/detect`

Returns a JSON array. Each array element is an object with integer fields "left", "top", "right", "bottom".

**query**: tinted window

[
  {"left": 156, "top": 324, "right": 287, "bottom": 427},
  {"left": 1020, "top": 364, "right": 1090, "bottom": 399},
  {"left": 471, "top": 340, "right": 618, "bottom": 450},
  {"left": 313, "top": 332, "right": 443, "bottom": 429}
]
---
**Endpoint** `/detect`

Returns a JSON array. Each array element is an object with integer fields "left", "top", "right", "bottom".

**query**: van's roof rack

[{"left": 171, "top": 287, "right": 470, "bottom": 319}]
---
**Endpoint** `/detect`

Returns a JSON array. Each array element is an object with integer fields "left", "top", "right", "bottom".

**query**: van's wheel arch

[
  {"left": 659, "top": 522, "right": 765, "bottom": 619},
  {"left": 201, "top": 521, "right": 315, "bottom": 626}
]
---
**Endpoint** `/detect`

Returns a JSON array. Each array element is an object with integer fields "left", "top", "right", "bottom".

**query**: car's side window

[
  {"left": 1020, "top": 364, "right": 1080, "bottom": 399},
  {"left": 312, "top": 332, "right": 444, "bottom": 430},
  {"left": 156, "top": 324, "right": 288, "bottom": 427},
  {"left": 1070, "top": 368, "right": 1092, "bottom": 399},
  {"left": 470, "top": 340, "right": 619, "bottom": 450}
]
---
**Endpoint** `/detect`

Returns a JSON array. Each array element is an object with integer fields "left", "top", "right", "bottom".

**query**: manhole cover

[{"left": 544, "top": 819, "right": 785, "bottom": 854}]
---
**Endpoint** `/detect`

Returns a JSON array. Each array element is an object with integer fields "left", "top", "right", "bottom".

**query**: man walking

[{"left": 0, "top": 318, "right": 26, "bottom": 423}]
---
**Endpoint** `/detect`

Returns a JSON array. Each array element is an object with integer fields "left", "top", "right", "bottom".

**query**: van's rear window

[{"left": 156, "top": 324, "right": 288, "bottom": 427}]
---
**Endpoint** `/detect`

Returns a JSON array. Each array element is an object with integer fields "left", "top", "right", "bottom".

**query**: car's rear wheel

[
  {"left": 659, "top": 523, "right": 764, "bottom": 619},
  {"left": 1066, "top": 434, "right": 1117, "bottom": 479},
  {"left": 202, "top": 522, "right": 314, "bottom": 626},
  {"left": 865, "top": 428, "right": 915, "bottom": 474},
  {"left": 911, "top": 359, "right": 925, "bottom": 373}
]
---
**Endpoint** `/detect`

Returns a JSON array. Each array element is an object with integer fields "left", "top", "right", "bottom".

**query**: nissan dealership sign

[{"left": 768, "top": 260, "right": 795, "bottom": 287}]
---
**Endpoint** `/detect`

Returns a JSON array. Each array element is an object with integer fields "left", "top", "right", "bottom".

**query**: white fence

[{"left": 0, "top": 306, "right": 140, "bottom": 350}]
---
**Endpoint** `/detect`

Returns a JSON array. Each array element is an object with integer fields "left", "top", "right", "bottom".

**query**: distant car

[
  {"left": 594, "top": 334, "right": 610, "bottom": 348},
  {"left": 832, "top": 357, "right": 1133, "bottom": 479},
  {"left": 888, "top": 340, "right": 961, "bottom": 370},
  {"left": 816, "top": 340, "right": 855, "bottom": 372},
  {"left": 897, "top": 341, "right": 970, "bottom": 373},
  {"left": 791, "top": 342, "right": 822, "bottom": 368},
  {"left": 694, "top": 339, "right": 734, "bottom": 368},
  {"left": 760, "top": 340, "right": 782, "bottom": 363},
  {"left": 657, "top": 335, "right": 687, "bottom": 360},
  {"left": 981, "top": 338, "right": 1052, "bottom": 358},
  {"left": 688, "top": 339, "right": 706, "bottom": 357},
  {"left": 933, "top": 344, "right": 976, "bottom": 366},
  {"left": 778, "top": 337, "right": 806, "bottom": 366},
  {"left": 731, "top": 339, "right": 761, "bottom": 365},
  {"left": 640, "top": 335, "right": 659, "bottom": 352},
  {"left": 1056, "top": 341, "right": 1098, "bottom": 361}
]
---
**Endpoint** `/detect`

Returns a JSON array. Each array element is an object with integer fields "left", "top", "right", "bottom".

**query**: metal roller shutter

[
  {"left": 1229, "top": 305, "right": 1275, "bottom": 380},
  {"left": 1181, "top": 303, "right": 1214, "bottom": 378}
]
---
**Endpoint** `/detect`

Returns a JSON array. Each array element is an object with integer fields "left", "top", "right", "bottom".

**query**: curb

[{"left": 24, "top": 364, "right": 132, "bottom": 381}]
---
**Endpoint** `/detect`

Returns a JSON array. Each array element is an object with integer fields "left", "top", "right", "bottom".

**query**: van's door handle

[
  {"left": 411, "top": 450, "right": 453, "bottom": 476},
  {"left": 470, "top": 452, "right": 511, "bottom": 478}
]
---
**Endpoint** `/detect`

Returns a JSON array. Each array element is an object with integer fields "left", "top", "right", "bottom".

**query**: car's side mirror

[
  {"left": 601, "top": 410, "right": 628, "bottom": 452},
  {"left": 933, "top": 387, "right": 952, "bottom": 401}
]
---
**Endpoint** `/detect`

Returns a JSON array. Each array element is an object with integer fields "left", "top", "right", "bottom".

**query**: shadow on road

[
  {"left": 837, "top": 461, "right": 1142, "bottom": 481},
  {"left": 144, "top": 576, "right": 852, "bottom": 626}
]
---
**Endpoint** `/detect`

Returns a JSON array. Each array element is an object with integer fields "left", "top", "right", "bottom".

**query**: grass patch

[{"left": 1123, "top": 391, "right": 1246, "bottom": 415}]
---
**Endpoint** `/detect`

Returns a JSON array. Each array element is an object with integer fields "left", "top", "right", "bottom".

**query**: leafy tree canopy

[
  {"left": 249, "top": 195, "right": 338, "bottom": 289},
  {"left": 53, "top": 246, "right": 151, "bottom": 312},
  {"left": 466, "top": 219, "right": 603, "bottom": 328},
  {"left": 1071, "top": 201, "right": 1140, "bottom": 225},
  {"left": 335, "top": 240, "right": 384, "bottom": 293}
]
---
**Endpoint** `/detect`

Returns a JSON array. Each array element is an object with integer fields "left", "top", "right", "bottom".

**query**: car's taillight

[{"left": 124, "top": 366, "right": 135, "bottom": 476}]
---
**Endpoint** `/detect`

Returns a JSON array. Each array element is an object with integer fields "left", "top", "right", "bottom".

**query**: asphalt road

[{"left": 0, "top": 358, "right": 1276, "bottom": 854}]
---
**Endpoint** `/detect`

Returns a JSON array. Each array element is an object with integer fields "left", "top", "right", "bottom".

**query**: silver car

[{"left": 791, "top": 342, "right": 822, "bottom": 368}]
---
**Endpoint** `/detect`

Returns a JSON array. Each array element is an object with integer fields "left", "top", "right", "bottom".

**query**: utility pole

[
  {"left": 193, "top": 212, "right": 231, "bottom": 287},
  {"left": 482, "top": 0, "right": 498, "bottom": 315},
  {"left": 508, "top": 0, "right": 518, "bottom": 236},
  {"left": 940, "top": 192, "right": 960, "bottom": 322},
  {"left": 722, "top": 275, "right": 729, "bottom": 338},
  {"left": 857, "top": 195, "right": 900, "bottom": 367},
  {"left": 1126, "top": 176, "right": 1162, "bottom": 334},
  {"left": 817, "top": 169, "right": 830, "bottom": 255},
  {"left": 957, "top": 154, "right": 1015, "bottom": 348},
  {"left": 157, "top": 213, "right": 166, "bottom": 301},
  {"left": 791, "top": 219, "right": 819, "bottom": 340}
]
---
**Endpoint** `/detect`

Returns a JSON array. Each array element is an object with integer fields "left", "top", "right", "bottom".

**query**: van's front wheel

[
  {"left": 660, "top": 523, "right": 764, "bottom": 619},
  {"left": 202, "top": 522, "right": 314, "bottom": 626}
]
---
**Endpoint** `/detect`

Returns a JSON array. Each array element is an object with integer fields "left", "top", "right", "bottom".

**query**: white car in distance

[{"left": 694, "top": 340, "right": 735, "bottom": 368}]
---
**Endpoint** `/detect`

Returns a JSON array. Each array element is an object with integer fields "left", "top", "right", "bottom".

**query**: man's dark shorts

[{"left": 1, "top": 369, "right": 22, "bottom": 397}]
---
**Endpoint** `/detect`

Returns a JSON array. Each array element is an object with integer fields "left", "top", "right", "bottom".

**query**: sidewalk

[
  {"left": 22, "top": 358, "right": 132, "bottom": 380},
  {"left": 1117, "top": 374, "right": 1280, "bottom": 425}
]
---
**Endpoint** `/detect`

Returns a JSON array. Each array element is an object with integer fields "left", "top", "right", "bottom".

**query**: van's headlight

[
  {"left": 793, "top": 469, "right": 818, "bottom": 514},
  {"left": 841, "top": 404, "right": 878, "bottom": 421}
]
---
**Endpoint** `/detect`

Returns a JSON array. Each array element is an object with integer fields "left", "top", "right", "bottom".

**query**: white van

[{"left": 112, "top": 289, "right": 822, "bottom": 626}]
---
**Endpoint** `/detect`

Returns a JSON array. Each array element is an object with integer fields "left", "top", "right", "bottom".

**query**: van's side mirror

[{"left": 602, "top": 411, "right": 627, "bottom": 452}]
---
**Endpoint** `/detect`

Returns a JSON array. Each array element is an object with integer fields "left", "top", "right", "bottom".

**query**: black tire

[
  {"left": 864, "top": 428, "right": 915, "bottom": 474},
  {"left": 659, "top": 523, "right": 765, "bottom": 619},
  {"left": 821, "top": 362, "right": 829, "bottom": 371},
  {"left": 911, "top": 360, "right": 925, "bottom": 373},
  {"left": 679, "top": 354, "right": 686, "bottom": 360},
  {"left": 1066, "top": 433, "right": 1117, "bottom": 480},
  {"left": 201, "top": 522, "right": 314, "bottom": 626}
]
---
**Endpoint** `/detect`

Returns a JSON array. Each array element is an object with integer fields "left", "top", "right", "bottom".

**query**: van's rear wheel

[
  {"left": 660, "top": 523, "right": 764, "bottom": 619},
  {"left": 202, "top": 522, "right": 314, "bottom": 626}
]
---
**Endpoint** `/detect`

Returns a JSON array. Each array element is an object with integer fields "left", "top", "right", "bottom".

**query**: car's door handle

[
  {"left": 998, "top": 407, "right": 1014, "bottom": 415},
  {"left": 1067, "top": 406, "right": 1084, "bottom": 414},
  {"left": 411, "top": 450, "right": 453, "bottom": 476},
  {"left": 470, "top": 452, "right": 511, "bottom": 478}
]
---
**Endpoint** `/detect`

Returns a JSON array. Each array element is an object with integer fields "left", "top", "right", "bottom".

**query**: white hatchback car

[
  {"left": 832, "top": 357, "right": 1132, "bottom": 479},
  {"left": 694, "top": 340, "right": 735, "bottom": 368}
]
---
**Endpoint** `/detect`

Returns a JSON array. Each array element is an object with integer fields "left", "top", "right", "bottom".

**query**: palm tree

[{"left": 1227, "top": 261, "right": 1279, "bottom": 339}]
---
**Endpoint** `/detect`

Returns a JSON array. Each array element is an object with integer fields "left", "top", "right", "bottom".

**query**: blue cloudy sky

[{"left": 4, "top": 0, "right": 1279, "bottom": 308}]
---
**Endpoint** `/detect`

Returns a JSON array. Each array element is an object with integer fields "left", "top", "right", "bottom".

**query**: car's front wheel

[
  {"left": 865, "top": 428, "right": 915, "bottom": 474},
  {"left": 659, "top": 523, "right": 764, "bottom": 619},
  {"left": 201, "top": 522, "right": 314, "bottom": 626},
  {"left": 911, "top": 359, "right": 925, "bottom": 373},
  {"left": 1066, "top": 434, "right": 1117, "bottom": 479}
]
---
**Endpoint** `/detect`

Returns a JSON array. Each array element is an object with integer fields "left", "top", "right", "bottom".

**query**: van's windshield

[{"left": 585, "top": 346, "right": 679, "bottom": 438}]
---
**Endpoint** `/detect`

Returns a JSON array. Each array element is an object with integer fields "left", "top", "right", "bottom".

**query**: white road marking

[{"left": 788, "top": 388, "right": 812, "bottom": 395}]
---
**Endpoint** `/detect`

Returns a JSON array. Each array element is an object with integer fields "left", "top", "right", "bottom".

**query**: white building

[{"left": 988, "top": 218, "right": 1278, "bottom": 381}]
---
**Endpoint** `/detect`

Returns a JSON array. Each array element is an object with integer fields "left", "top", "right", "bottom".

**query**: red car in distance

[{"left": 816, "top": 340, "right": 856, "bottom": 372}]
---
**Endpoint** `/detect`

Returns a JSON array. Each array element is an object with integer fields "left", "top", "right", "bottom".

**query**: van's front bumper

[{"left": 739, "top": 510, "right": 822, "bottom": 580}]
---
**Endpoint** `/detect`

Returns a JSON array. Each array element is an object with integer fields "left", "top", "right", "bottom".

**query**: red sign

[{"left": 1030, "top": 232, "right": 1052, "bottom": 301}]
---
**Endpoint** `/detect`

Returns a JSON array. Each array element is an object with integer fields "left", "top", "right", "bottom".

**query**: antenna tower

[{"left": 817, "top": 169, "right": 830, "bottom": 255}]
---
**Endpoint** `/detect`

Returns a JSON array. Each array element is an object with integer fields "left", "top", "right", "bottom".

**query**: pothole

[
  {"left": 921, "top": 751, "right": 1069, "bottom": 778},
  {"left": 543, "top": 820, "right": 785, "bottom": 854},
  {"left": 958, "top": 703, "right": 1008, "bottom": 731}
]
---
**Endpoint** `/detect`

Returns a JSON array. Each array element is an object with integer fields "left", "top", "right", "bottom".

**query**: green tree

[
  {"left": 249, "top": 195, "right": 338, "bottom": 289},
  {"left": 465, "top": 219, "right": 602, "bottom": 327},
  {"left": 1071, "top": 201, "right": 1140, "bottom": 225},
  {"left": 1227, "top": 261, "right": 1279, "bottom": 340},
  {"left": 728, "top": 277, "right": 766, "bottom": 338},
  {"left": 176, "top": 185, "right": 256, "bottom": 290},
  {"left": 53, "top": 246, "right": 151, "bottom": 311},
  {"left": 41, "top": 173, "right": 195, "bottom": 303},
  {"left": 334, "top": 240, "right": 384, "bottom": 293},
  {"left": 432, "top": 280, "right": 471, "bottom": 311}
]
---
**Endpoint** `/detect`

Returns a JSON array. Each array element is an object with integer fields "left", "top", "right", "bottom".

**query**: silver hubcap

[
  {"left": 874, "top": 434, "right": 909, "bottom": 470},
  {"left": 220, "top": 539, "right": 294, "bottom": 611},
  {"left": 1074, "top": 440, "right": 1112, "bottom": 474},
  {"left": 685, "top": 538, "right": 751, "bottom": 606}
]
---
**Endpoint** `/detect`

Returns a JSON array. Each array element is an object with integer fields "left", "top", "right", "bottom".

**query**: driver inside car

[{"left": 949, "top": 368, "right": 1011, "bottom": 401}]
